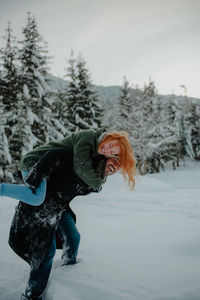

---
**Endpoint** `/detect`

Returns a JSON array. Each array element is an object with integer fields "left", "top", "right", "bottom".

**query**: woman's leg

[
  {"left": 57, "top": 211, "right": 81, "bottom": 265},
  {"left": 22, "top": 237, "right": 56, "bottom": 299},
  {"left": 0, "top": 171, "right": 46, "bottom": 206}
]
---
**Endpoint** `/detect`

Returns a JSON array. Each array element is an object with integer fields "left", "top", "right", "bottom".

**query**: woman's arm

[
  {"left": 24, "top": 149, "right": 67, "bottom": 193},
  {"left": 73, "top": 131, "right": 106, "bottom": 190}
]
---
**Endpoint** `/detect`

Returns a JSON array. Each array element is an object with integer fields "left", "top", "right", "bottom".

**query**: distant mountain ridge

[{"left": 47, "top": 73, "right": 200, "bottom": 106}]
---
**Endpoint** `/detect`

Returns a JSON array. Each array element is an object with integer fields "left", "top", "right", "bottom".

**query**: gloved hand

[{"left": 24, "top": 168, "right": 43, "bottom": 194}]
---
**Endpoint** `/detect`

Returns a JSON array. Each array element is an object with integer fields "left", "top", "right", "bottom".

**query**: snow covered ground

[{"left": 0, "top": 160, "right": 200, "bottom": 300}]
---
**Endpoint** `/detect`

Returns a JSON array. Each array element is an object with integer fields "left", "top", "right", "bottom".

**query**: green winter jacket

[{"left": 18, "top": 128, "right": 106, "bottom": 190}]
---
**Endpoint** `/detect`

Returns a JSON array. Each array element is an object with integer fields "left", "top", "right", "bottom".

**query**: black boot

[{"left": 21, "top": 291, "right": 43, "bottom": 300}]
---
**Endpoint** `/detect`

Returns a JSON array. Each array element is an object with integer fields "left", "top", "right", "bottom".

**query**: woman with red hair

[{"left": 98, "top": 131, "right": 136, "bottom": 189}]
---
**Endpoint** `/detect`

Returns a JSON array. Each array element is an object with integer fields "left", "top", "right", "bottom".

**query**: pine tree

[
  {"left": 64, "top": 50, "right": 79, "bottom": 132},
  {"left": 184, "top": 100, "right": 200, "bottom": 160},
  {"left": 49, "top": 77, "right": 71, "bottom": 140},
  {"left": 129, "top": 84, "right": 143, "bottom": 158},
  {"left": 0, "top": 23, "right": 19, "bottom": 137},
  {"left": 179, "top": 113, "right": 190, "bottom": 159},
  {"left": 0, "top": 22, "right": 19, "bottom": 112},
  {"left": 66, "top": 53, "right": 103, "bottom": 132},
  {"left": 191, "top": 102, "right": 200, "bottom": 160},
  {"left": 0, "top": 22, "right": 21, "bottom": 178},
  {"left": 112, "top": 77, "right": 133, "bottom": 133},
  {"left": 136, "top": 78, "right": 166, "bottom": 174},
  {"left": 11, "top": 93, "right": 38, "bottom": 163},
  {"left": 19, "top": 12, "right": 50, "bottom": 144},
  {"left": 0, "top": 99, "right": 13, "bottom": 182},
  {"left": 147, "top": 95, "right": 166, "bottom": 172},
  {"left": 136, "top": 79, "right": 155, "bottom": 174},
  {"left": 165, "top": 95, "right": 183, "bottom": 168}
]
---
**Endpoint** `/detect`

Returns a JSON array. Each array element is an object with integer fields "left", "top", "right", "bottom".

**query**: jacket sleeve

[
  {"left": 73, "top": 131, "right": 105, "bottom": 190},
  {"left": 24, "top": 149, "right": 66, "bottom": 191}
]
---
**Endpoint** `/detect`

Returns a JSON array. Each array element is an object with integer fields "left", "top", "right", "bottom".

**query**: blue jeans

[
  {"left": 25, "top": 210, "right": 81, "bottom": 297},
  {"left": 0, "top": 171, "right": 46, "bottom": 206}
]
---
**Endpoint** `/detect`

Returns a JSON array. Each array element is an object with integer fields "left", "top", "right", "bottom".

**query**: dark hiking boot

[{"left": 21, "top": 291, "right": 42, "bottom": 300}]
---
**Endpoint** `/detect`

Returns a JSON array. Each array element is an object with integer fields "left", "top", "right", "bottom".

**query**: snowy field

[{"left": 0, "top": 160, "right": 200, "bottom": 300}]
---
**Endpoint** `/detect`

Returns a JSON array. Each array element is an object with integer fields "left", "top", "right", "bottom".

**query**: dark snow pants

[{"left": 24, "top": 210, "right": 81, "bottom": 297}]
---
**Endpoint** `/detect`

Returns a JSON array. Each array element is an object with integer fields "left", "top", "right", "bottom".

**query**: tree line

[
  {"left": 111, "top": 77, "right": 200, "bottom": 174},
  {"left": 0, "top": 13, "right": 200, "bottom": 182}
]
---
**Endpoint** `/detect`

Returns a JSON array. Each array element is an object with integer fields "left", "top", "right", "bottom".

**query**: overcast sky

[{"left": 0, "top": 0, "right": 200, "bottom": 98}]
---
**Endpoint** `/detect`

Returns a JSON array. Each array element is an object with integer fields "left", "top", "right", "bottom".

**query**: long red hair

[{"left": 99, "top": 131, "right": 136, "bottom": 189}]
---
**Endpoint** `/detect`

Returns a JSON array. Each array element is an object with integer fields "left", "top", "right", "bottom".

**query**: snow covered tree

[
  {"left": 0, "top": 22, "right": 20, "bottom": 140},
  {"left": 65, "top": 53, "right": 103, "bottom": 132},
  {"left": 48, "top": 76, "right": 71, "bottom": 140},
  {"left": 76, "top": 54, "right": 103, "bottom": 129},
  {"left": 129, "top": 84, "right": 143, "bottom": 145},
  {"left": 10, "top": 93, "right": 38, "bottom": 164},
  {"left": 179, "top": 113, "right": 189, "bottom": 159},
  {"left": 184, "top": 100, "right": 200, "bottom": 160},
  {"left": 19, "top": 12, "right": 51, "bottom": 144},
  {"left": 0, "top": 100, "right": 13, "bottom": 182},
  {"left": 0, "top": 22, "right": 21, "bottom": 179},
  {"left": 135, "top": 79, "right": 155, "bottom": 174},
  {"left": 164, "top": 95, "right": 184, "bottom": 168},
  {"left": 146, "top": 94, "right": 167, "bottom": 172},
  {"left": 63, "top": 50, "right": 79, "bottom": 132},
  {"left": 191, "top": 102, "right": 200, "bottom": 160},
  {"left": 112, "top": 77, "right": 133, "bottom": 133},
  {"left": 135, "top": 78, "right": 167, "bottom": 174},
  {"left": 0, "top": 22, "right": 19, "bottom": 112},
  {"left": 119, "top": 77, "right": 133, "bottom": 130}
]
